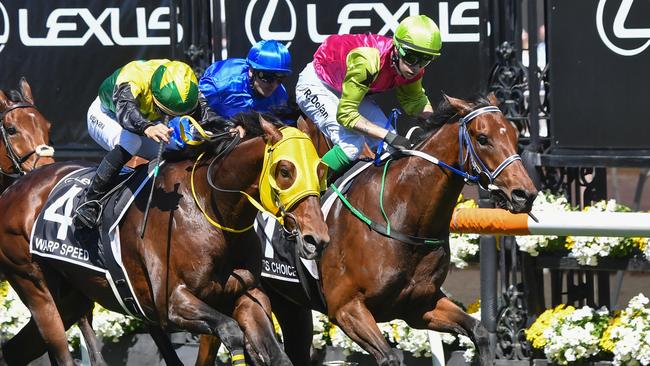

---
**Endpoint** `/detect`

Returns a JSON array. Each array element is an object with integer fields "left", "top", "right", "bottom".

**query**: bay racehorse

[
  {"left": 197, "top": 93, "right": 538, "bottom": 366},
  {"left": 0, "top": 114, "right": 328, "bottom": 366},
  {"left": 0, "top": 78, "right": 54, "bottom": 190}
]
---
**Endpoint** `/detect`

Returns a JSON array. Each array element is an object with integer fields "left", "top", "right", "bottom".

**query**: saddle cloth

[{"left": 29, "top": 163, "right": 160, "bottom": 319}]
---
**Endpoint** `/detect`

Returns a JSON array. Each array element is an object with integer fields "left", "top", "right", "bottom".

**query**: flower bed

[{"left": 526, "top": 293, "right": 650, "bottom": 365}]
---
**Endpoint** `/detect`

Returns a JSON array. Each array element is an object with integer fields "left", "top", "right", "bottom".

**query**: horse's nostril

[{"left": 305, "top": 233, "right": 329, "bottom": 251}]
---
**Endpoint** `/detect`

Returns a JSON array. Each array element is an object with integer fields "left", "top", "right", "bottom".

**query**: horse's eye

[
  {"left": 280, "top": 167, "right": 290, "bottom": 178},
  {"left": 477, "top": 134, "right": 489, "bottom": 145},
  {"left": 5, "top": 125, "right": 17, "bottom": 135}
]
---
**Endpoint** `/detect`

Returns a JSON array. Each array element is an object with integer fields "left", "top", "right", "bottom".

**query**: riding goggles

[
  {"left": 398, "top": 48, "right": 436, "bottom": 68},
  {"left": 254, "top": 70, "right": 287, "bottom": 84}
]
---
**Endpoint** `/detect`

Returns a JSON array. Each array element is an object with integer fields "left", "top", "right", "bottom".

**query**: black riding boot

[{"left": 74, "top": 145, "right": 132, "bottom": 229}]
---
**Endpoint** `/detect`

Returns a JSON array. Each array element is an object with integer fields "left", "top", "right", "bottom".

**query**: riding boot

[
  {"left": 321, "top": 144, "right": 352, "bottom": 186},
  {"left": 74, "top": 145, "right": 132, "bottom": 229}
]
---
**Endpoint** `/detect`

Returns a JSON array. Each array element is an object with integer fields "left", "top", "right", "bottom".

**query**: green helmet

[
  {"left": 151, "top": 61, "right": 199, "bottom": 116},
  {"left": 393, "top": 15, "right": 442, "bottom": 57}
]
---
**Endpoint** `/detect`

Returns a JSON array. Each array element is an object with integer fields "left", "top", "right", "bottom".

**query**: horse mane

[
  {"left": 162, "top": 111, "right": 286, "bottom": 161},
  {"left": 412, "top": 94, "right": 492, "bottom": 145}
]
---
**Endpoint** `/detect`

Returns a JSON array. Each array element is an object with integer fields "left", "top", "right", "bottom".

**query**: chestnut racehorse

[
  {"left": 0, "top": 78, "right": 54, "bottom": 190},
  {"left": 197, "top": 94, "right": 538, "bottom": 366},
  {"left": 0, "top": 114, "right": 328, "bottom": 366}
]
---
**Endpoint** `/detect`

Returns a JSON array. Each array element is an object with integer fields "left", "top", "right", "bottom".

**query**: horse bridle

[
  {"left": 400, "top": 106, "right": 521, "bottom": 191},
  {"left": 0, "top": 102, "right": 54, "bottom": 178},
  {"left": 458, "top": 106, "right": 521, "bottom": 190}
]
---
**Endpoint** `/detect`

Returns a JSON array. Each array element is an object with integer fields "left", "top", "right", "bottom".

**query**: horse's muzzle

[{"left": 491, "top": 187, "right": 537, "bottom": 213}]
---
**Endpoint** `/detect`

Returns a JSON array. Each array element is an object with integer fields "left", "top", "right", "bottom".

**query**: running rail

[{"left": 449, "top": 208, "right": 650, "bottom": 237}]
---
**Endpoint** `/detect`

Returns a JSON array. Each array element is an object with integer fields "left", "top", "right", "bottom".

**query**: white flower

[
  {"left": 449, "top": 233, "right": 479, "bottom": 269},
  {"left": 609, "top": 294, "right": 650, "bottom": 366},
  {"left": 542, "top": 305, "right": 609, "bottom": 365}
]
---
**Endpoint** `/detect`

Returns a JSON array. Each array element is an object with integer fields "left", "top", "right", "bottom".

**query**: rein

[
  {"left": 0, "top": 102, "right": 55, "bottom": 178},
  {"left": 332, "top": 105, "right": 521, "bottom": 246}
]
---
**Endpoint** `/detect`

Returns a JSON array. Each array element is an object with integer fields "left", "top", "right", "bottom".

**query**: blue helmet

[{"left": 246, "top": 40, "right": 292, "bottom": 74}]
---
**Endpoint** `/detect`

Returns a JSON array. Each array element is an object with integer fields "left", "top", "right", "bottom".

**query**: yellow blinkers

[{"left": 259, "top": 127, "right": 323, "bottom": 216}]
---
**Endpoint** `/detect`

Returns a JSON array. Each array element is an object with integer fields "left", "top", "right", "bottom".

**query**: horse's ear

[
  {"left": 444, "top": 95, "right": 472, "bottom": 115},
  {"left": 487, "top": 92, "right": 499, "bottom": 106},
  {"left": 19, "top": 77, "right": 34, "bottom": 104},
  {"left": 260, "top": 114, "right": 282, "bottom": 144},
  {"left": 0, "top": 90, "right": 8, "bottom": 112}
]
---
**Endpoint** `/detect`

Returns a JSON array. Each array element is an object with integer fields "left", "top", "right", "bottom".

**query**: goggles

[
  {"left": 398, "top": 48, "right": 436, "bottom": 68},
  {"left": 254, "top": 70, "right": 287, "bottom": 84}
]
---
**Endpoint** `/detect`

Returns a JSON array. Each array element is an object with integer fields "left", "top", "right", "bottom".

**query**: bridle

[
  {"left": 400, "top": 105, "right": 521, "bottom": 191},
  {"left": 0, "top": 102, "right": 55, "bottom": 178},
  {"left": 457, "top": 106, "right": 521, "bottom": 190}
]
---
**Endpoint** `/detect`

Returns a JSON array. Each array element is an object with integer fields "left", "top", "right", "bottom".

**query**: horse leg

[
  {"left": 167, "top": 286, "right": 247, "bottom": 365},
  {"left": 196, "top": 335, "right": 221, "bottom": 366},
  {"left": 413, "top": 292, "right": 492, "bottom": 366},
  {"left": 77, "top": 310, "right": 108, "bottom": 366},
  {"left": 231, "top": 287, "right": 294, "bottom": 366},
  {"left": 266, "top": 287, "right": 313, "bottom": 365},
  {"left": 148, "top": 325, "right": 183, "bottom": 366},
  {"left": 3, "top": 273, "right": 75, "bottom": 365},
  {"left": 334, "top": 299, "right": 401, "bottom": 366}
]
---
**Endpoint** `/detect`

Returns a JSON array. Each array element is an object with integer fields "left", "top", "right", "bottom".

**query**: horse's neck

[
  {"left": 201, "top": 138, "right": 266, "bottom": 227},
  {"left": 387, "top": 123, "right": 465, "bottom": 238}
]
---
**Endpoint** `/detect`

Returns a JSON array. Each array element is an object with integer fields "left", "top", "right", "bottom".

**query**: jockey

[
  {"left": 75, "top": 59, "right": 235, "bottom": 229},
  {"left": 296, "top": 15, "right": 442, "bottom": 174},
  {"left": 199, "top": 40, "right": 292, "bottom": 120}
]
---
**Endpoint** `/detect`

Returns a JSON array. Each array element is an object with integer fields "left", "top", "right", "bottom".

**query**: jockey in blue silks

[{"left": 199, "top": 40, "right": 292, "bottom": 120}]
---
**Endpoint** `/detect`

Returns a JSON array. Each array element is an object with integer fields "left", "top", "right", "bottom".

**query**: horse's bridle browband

[{"left": 0, "top": 102, "right": 53, "bottom": 178}]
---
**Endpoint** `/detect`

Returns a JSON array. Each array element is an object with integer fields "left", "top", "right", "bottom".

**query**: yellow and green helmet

[
  {"left": 151, "top": 61, "right": 199, "bottom": 116},
  {"left": 393, "top": 15, "right": 442, "bottom": 57}
]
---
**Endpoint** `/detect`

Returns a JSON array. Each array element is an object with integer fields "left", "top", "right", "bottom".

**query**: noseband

[{"left": 0, "top": 102, "right": 54, "bottom": 178}]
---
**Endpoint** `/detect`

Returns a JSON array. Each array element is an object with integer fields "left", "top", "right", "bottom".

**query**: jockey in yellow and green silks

[{"left": 74, "top": 59, "right": 233, "bottom": 229}]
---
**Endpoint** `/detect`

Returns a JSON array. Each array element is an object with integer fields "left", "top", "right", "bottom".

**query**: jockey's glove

[{"left": 384, "top": 131, "right": 413, "bottom": 151}]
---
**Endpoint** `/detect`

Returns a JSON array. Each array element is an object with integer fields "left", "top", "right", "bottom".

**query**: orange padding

[{"left": 450, "top": 208, "right": 530, "bottom": 235}]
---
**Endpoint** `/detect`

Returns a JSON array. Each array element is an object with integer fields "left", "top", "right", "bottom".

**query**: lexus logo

[
  {"left": 0, "top": 1, "right": 9, "bottom": 53},
  {"left": 245, "top": 0, "right": 296, "bottom": 48},
  {"left": 596, "top": 0, "right": 650, "bottom": 56}
]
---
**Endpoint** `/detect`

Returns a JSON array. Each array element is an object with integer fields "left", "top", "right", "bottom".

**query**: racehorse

[
  {"left": 0, "top": 113, "right": 329, "bottom": 366},
  {"left": 0, "top": 78, "right": 54, "bottom": 190},
  {"left": 197, "top": 93, "right": 538, "bottom": 366}
]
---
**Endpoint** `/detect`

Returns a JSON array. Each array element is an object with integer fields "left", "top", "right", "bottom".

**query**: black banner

[
  {"left": 223, "top": 0, "right": 485, "bottom": 127},
  {"left": 0, "top": 0, "right": 178, "bottom": 148},
  {"left": 549, "top": 0, "right": 650, "bottom": 150}
]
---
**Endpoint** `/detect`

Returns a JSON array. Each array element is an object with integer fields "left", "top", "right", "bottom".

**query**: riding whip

[{"left": 140, "top": 116, "right": 168, "bottom": 238}]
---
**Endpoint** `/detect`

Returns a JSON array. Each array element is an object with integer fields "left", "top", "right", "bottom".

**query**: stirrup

[{"left": 73, "top": 200, "right": 103, "bottom": 229}]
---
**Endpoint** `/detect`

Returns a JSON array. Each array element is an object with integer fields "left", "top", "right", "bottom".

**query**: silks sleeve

[
  {"left": 337, "top": 47, "right": 380, "bottom": 128},
  {"left": 396, "top": 78, "right": 431, "bottom": 116},
  {"left": 113, "top": 83, "right": 153, "bottom": 135}
]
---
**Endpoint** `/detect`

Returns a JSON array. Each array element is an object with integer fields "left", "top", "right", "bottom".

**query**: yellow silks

[{"left": 259, "top": 126, "right": 323, "bottom": 216}]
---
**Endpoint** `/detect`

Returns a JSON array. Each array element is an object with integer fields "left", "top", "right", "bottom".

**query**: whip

[{"left": 140, "top": 117, "right": 168, "bottom": 238}]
